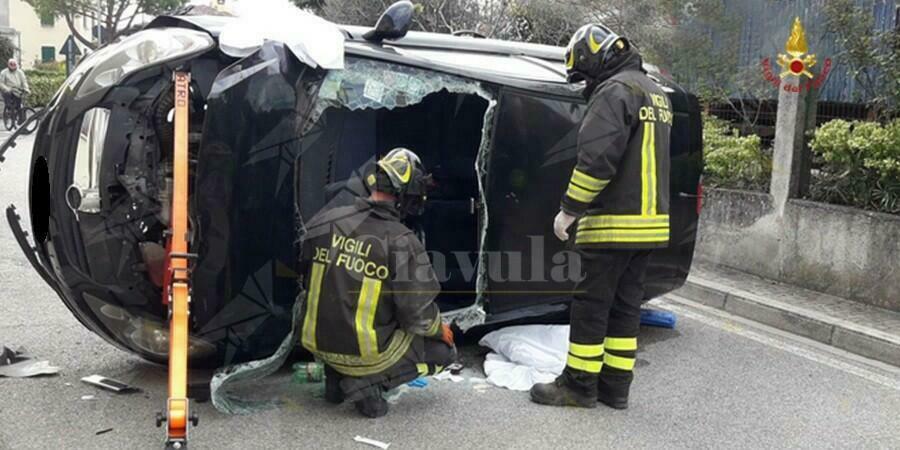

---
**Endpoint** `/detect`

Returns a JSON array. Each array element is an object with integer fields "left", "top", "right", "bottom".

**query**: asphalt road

[{"left": 1, "top": 132, "right": 899, "bottom": 449}]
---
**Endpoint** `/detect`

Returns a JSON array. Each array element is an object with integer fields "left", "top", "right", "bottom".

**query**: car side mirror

[{"left": 363, "top": 1, "right": 415, "bottom": 42}]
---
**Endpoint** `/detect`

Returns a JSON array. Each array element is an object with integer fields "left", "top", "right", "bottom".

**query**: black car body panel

[{"left": 11, "top": 15, "right": 703, "bottom": 367}]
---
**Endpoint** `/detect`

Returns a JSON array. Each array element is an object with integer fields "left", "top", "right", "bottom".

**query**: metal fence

[{"left": 716, "top": 0, "right": 897, "bottom": 104}]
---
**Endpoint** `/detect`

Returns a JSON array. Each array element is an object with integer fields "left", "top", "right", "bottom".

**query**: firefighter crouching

[
  {"left": 298, "top": 148, "right": 456, "bottom": 418},
  {"left": 530, "top": 23, "right": 673, "bottom": 409}
]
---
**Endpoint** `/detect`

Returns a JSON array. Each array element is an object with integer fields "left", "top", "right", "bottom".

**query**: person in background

[{"left": 0, "top": 59, "right": 30, "bottom": 117}]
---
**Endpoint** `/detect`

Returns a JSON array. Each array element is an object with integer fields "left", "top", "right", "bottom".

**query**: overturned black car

[{"left": 6, "top": 12, "right": 703, "bottom": 367}]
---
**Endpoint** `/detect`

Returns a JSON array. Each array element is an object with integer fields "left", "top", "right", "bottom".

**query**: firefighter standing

[
  {"left": 298, "top": 148, "right": 455, "bottom": 418},
  {"left": 530, "top": 23, "right": 672, "bottom": 409}
]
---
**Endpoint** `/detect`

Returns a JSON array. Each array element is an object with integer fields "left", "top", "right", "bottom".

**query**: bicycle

[{"left": 2, "top": 91, "right": 37, "bottom": 135}]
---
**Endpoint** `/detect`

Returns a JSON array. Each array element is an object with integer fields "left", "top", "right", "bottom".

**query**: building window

[
  {"left": 41, "top": 46, "right": 55, "bottom": 63},
  {"left": 40, "top": 11, "right": 55, "bottom": 27}
]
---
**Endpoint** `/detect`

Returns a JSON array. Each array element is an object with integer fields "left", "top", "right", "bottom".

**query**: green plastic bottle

[{"left": 292, "top": 362, "right": 325, "bottom": 384}]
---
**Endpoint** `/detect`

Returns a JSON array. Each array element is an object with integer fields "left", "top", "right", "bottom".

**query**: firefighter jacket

[
  {"left": 298, "top": 198, "right": 443, "bottom": 377},
  {"left": 560, "top": 62, "right": 673, "bottom": 250}
]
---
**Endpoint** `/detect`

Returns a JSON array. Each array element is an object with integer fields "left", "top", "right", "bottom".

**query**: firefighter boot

[
  {"left": 530, "top": 371, "right": 597, "bottom": 408},
  {"left": 597, "top": 371, "right": 632, "bottom": 409},
  {"left": 598, "top": 336, "right": 637, "bottom": 409},
  {"left": 354, "top": 394, "right": 389, "bottom": 418},
  {"left": 324, "top": 365, "right": 344, "bottom": 404}
]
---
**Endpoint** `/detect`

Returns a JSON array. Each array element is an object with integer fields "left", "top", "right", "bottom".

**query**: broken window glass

[{"left": 304, "top": 57, "right": 497, "bottom": 330}]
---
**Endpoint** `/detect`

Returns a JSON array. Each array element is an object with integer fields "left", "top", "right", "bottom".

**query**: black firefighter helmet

[
  {"left": 565, "top": 23, "right": 631, "bottom": 84},
  {"left": 367, "top": 148, "right": 431, "bottom": 217}
]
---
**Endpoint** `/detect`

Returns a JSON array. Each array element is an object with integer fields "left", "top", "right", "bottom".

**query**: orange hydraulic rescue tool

[{"left": 156, "top": 71, "right": 198, "bottom": 450}]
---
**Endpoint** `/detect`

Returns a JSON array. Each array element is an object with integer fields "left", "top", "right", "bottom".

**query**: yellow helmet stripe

[
  {"left": 378, "top": 154, "right": 412, "bottom": 184},
  {"left": 588, "top": 32, "right": 602, "bottom": 54}
]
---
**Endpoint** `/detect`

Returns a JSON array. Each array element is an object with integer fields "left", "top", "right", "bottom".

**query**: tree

[
  {"left": 0, "top": 36, "right": 15, "bottom": 64},
  {"left": 25, "top": 0, "right": 186, "bottom": 50},
  {"left": 291, "top": 0, "right": 326, "bottom": 12},
  {"left": 303, "top": 0, "right": 586, "bottom": 45},
  {"left": 823, "top": 0, "right": 900, "bottom": 117}
]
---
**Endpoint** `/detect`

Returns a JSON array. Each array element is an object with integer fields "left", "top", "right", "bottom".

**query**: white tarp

[
  {"left": 219, "top": 2, "right": 345, "bottom": 69},
  {"left": 478, "top": 325, "right": 570, "bottom": 391}
]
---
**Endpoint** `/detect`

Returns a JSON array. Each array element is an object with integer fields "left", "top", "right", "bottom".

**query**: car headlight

[{"left": 74, "top": 28, "right": 214, "bottom": 100}]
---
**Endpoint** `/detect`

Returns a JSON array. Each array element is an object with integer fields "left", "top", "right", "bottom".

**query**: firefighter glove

[{"left": 554, "top": 211, "right": 577, "bottom": 241}]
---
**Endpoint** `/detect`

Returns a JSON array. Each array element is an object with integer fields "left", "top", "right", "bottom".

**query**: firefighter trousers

[
  {"left": 336, "top": 337, "right": 455, "bottom": 402},
  {"left": 564, "top": 249, "right": 650, "bottom": 391}
]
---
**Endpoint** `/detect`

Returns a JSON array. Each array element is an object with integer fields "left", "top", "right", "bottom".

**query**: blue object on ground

[
  {"left": 640, "top": 308, "right": 676, "bottom": 329},
  {"left": 407, "top": 378, "right": 429, "bottom": 388}
]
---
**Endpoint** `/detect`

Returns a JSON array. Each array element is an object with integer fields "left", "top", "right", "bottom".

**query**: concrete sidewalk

[{"left": 673, "top": 261, "right": 900, "bottom": 367}]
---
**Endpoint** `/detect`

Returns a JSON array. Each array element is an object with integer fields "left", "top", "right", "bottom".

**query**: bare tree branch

[{"left": 64, "top": 11, "right": 98, "bottom": 50}]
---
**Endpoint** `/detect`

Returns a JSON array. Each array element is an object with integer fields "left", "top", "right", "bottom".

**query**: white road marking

[{"left": 654, "top": 295, "right": 900, "bottom": 392}]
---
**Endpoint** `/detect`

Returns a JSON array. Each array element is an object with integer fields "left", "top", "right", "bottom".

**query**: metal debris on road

[
  {"left": 0, "top": 346, "right": 60, "bottom": 378},
  {"left": 80, "top": 375, "right": 140, "bottom": 393},
  {"left": 354, "top": 435, "right": 391, "bottom": 449},
  {"left": 81, "top": 395, "right": 96, "bottom": 401},
  {"left": 95, "top": 428, "right": 113, "bottom": 435}
]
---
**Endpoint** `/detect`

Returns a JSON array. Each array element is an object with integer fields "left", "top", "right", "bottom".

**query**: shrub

[
  {"left": 809, "top": 119, "right": 900, "bottom": 214},
  {"left": 23, "top": 68, "right": 67, "bottom": 108},
  {"left": 0, "top": 36, "right": 14, "bottom": 64},
  {"left": 702, "top": 114, "right": 771, "bottom": 190},
  {"left": 28, "top": 60, "right": 65, "bottom": 75}
]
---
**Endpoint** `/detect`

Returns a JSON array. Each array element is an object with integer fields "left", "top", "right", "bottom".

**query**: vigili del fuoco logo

[{"left": 762, "top": 17, "right": 832, "bottom": 93}]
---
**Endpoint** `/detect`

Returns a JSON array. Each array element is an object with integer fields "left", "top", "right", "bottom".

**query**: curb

[{"left": 675, "top": 277, "right": 900, "bottom": 368}]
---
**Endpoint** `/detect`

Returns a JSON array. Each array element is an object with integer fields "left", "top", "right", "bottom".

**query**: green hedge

[
  {"left": 702, "top": 114, "right": 771, "bottom": 191},
  {"left": 810, "top": 119, "right": 900, "bottom": 214},
  {"left": 24, "top": 67, "right": 67, "bottom": 108}
]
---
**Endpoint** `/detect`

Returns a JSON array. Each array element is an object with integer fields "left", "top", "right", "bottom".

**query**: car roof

[{"left": 145, "top": 14, "right": 683, "bottom": 99}]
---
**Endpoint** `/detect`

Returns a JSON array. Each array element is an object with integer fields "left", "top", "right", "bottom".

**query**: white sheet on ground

[{"left": 478, "top": 325, "right": 570, "bottom": 391}]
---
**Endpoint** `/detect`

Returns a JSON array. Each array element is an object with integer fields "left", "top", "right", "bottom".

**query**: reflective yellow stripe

[
  {"left": 640, "top": 122, "right": 650, "bottom": 215},
  {"left": 604, "top": 353, "right": 635, "bottom": 371},
  {"left": 355, "top": 277, "right": 382, "bottom": 359},
  {"left": 426, "top": 310, "right": 442, "bottom": 336},
  {"left": 578, "top": 214, "right": 670, "bottom": 230},
  {"left": 301, "top": 263, "right": 325, "bottom": 352},
  {"left": 648, "top": 122, "right": 657, "bottom": 215},
  {"left": 641, "top": 122, "right": 657, "bottom": 216},
  {"left": 567, "top": 354, "right": 602, "bottom": 373},
  {"left": 571, "top": 168, "right": 606, "bottom": 191},
  {"left": 566, "top": 183, "right": 598, "bottom": 203},
  {"left": 575, "top": 228, "right": 670, "bottom": 244},
  {"left": 604, "top": 337, "right": 637, "bottom": 351},
  {"left": 319, "top": 330, "right": 414, "bottom": 377},
  {"left": 416, "top": 363, "right": 429, "bottom": 376},
  {"left": 569, "top": 342, "right": 604, "bottom": 358}
]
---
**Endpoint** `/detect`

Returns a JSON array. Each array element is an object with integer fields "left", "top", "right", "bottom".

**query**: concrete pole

[{"left": 769, "top": 83, "right": 810, "bottom": 213}]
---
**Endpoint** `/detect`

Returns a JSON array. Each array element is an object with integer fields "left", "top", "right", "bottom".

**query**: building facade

[{"left": 2, "top": 0, "right": 91, "bottom": 68}]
